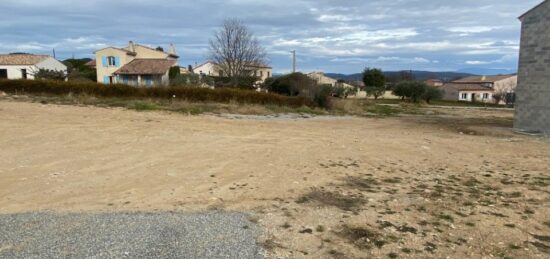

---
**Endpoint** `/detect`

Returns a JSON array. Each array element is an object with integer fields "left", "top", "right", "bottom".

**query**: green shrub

[
  {"left": 392, "top": 81, "right": 428, "bottom": 103},
  {"left": 422, "top": 86, "right": 443, "bottom": 104},
  {"left": 0, "top": 79, "right": 313, "bottom": 107},
  {"left": 266, "top": 73, "right": 333, "bottom": 108}
]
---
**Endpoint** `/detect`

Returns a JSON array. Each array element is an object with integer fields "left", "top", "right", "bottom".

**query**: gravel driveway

[{"left": 0, "top": 212, "right": 263, "bottom": 259}]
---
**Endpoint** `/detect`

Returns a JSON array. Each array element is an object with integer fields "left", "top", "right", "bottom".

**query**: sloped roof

[
  {"left": 113, "top": 59, "right": 176, "bottom": 75},
  {"left": 0, "top": 54, "right": 50, "bottom": 65},
  {"left": 444, "top": 83, "right": 494, "bottom": 91},
  {"left": 85, "top": 59, "right": 96, "bottom": 67},
  {"left": 519, "top": 0, "right": 549, "bottom": 20},
  {"left": 452, "top": 75, "right": 516, "bottom": 83}
]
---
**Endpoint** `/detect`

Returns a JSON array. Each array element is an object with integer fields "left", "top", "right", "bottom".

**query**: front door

[{"left": 0, "top": 69, "right": 7, "bottom": 79}]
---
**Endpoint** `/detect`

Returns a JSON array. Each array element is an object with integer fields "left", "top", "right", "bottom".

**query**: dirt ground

[{"left": 1, "top": 100, "right": 549, "bottom": 258}]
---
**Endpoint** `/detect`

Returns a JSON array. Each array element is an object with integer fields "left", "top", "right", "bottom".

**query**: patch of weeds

[
  {"left": 388, "top": 252, "right": 398, "bottom": 258},
  {"left": 316, "top": 225, "right": 326, "bottom": 232},
  {"left": 175, "top": 106, "right": 207, "bottom": 115},
  {"left": 506, "top": 192, "right": 522, "bottom": 198},
  {"left": 401, "top": 247, "right": 412, "bottom": 254},
  {"left": 532, "top": 234, "right": 550, "bottom": 242},
  {"left": 524, "top": 208, "right": 535, "bottom": 215},
  {"left": 500, "top": 178, "right": 514, "bottom": 185},
  {"left": 418, "top": 220, "right": 429, "bottom": 226},
  {"left": 365, "top": 105, "right": 400, "bottom": 116},
  {"left": 343, "top": 176, "right": 379, "bottom": 192},
  {"left": 280, "top": 222, "right": 291, "bottom": 229},
  {"left": 338, "top": 225, "right": 387, "bottom": 250},
  {"left": 531, "top": 241, "right": 550, "bottom": 254},
  {"left": 508, "top": 244, "right": 522, "bottom": 250},
  {"left": 327, "top": 250, "right": 347, "bottom": 259},
  {"left": 131, "top": 101, "right": 158, "bottom": 111},
  {"left": 543, "top": 221, "right": 550, "bottom": 228},
  {"left": 465, "top": 222, "right": 475, "bottom": 227},
  {"left": 436, "top": 213, "right": 454, "bottom": 223},
  {"left": 382, "top": 177, "right": 402, "bottom": 184},
  {"left": 424, "top": 242, "right": 437, "bottom": 253},
  {"left": 261, "top": 237, "right": 284, "bottom": 251},
  {"left": 396, "top": 225, "right": 417, "bottom": 234},
  {"left": 464, "top": 177, "right": 481, "bottom": 187},
  {"left": 296, "top": 188, "right": 366, "bottom": 211},
  {"left": 504, "top": 223, "right": 516, "bottom": 228}
]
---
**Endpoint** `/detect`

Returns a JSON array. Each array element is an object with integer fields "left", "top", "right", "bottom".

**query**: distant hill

[
  {"left": 457, "top": 68, "right": 517, "bottom": 76},
  {"left": 326, "top": 70, "right": 476, "bottom": 82}
]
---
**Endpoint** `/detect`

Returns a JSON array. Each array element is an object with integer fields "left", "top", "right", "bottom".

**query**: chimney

[
  {"left": 169, "top": 43, "right": 177, "bottom": 55},
  {"left": 128, "top": 41, "right": 135, "bottom": 52}
]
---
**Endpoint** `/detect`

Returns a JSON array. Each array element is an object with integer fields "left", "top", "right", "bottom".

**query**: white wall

[
  {"left": 0, "top": 65, "right": 37, "bottom": 79},
  {"left": 458, "top": 91, "right": 494, "bottom": 102}
]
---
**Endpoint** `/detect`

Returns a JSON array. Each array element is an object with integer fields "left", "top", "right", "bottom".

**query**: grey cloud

[{"left": 0, "top": 0, "right": 542, "bottom": 73}]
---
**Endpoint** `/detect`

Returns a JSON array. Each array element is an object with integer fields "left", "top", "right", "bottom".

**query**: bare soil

[{"left": 1, "top": 100, "right": 549, "bottom": 258}]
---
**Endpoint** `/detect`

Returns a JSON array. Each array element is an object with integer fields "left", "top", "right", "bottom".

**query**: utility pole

[
  {"left": 290, "top": 50, "right": 296, "bottom": 73},
  {"left": 52, "top": 49, "right": 56, "bottom": 59}
]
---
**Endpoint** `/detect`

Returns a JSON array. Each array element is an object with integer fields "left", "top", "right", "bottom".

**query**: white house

[
  {"left": 0, "top": 53, "right": 67, "bottom": 80},
  {"left": 442, "top": 75, "right": 517, "bottom": 104},
  {"left": 193, "top": 61, "right": 272, "bottom": 82}
]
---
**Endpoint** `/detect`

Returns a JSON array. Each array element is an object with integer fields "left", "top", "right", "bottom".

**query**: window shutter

[
  {"left": 115, "top": 56, "right": 120, "bottom": 67},
  {"left": 103, "top": 76, "right": 110, "bottom": 84},
  {"left": 102, "top": 56, "right": 108, "bottom": 67}
]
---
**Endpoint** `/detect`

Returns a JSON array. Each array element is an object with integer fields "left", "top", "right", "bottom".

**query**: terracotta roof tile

[
  {"left": 114, "top": 59, "right": 176, "bottom": 75},
  {"left": 0, "top": 54, "right": 50, "bottom": 65},
  {"left": 452, "top": 75, "right": 515, "bottom": 83}
]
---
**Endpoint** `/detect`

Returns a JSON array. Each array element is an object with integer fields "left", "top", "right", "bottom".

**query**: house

[
  {"left": 514, "top": 0, "right": 550, "bottom": 135},
  {"left": 442, "top": 83, "right": 496, "bottom": 103},
  {"left": 441, "top": 75, "right": 517, "bottom": 103},
  {"left": 84, "top": 59, "right": 96, "bottom": 69},
  {"left": 193, "top": 61, "right": 272, "bottom": 82},
  {"left": 307, "top": 72, "right": 354, "bottom": 88},
  {"left": 95, "top": 41, "right": 178, "bottom": 86},
  {"left": 425, "top": 79, "right": 443, "bottom": 87},
  {"left": 0, "top": 53, "right": 67, "bottom": 80}
]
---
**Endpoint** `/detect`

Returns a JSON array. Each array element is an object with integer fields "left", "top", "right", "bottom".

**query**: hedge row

[{"left": 0, "top": 80, "right": 314, "bottom": 107}]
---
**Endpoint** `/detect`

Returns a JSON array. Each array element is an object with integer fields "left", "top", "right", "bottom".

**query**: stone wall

[{"left": 514, "top": 1, "right": 550, "bottom": 135}]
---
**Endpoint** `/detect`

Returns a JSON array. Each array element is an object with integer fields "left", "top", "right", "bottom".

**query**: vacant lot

[{"left": 0, "top": 100, "right": 549, "bottom": 258}]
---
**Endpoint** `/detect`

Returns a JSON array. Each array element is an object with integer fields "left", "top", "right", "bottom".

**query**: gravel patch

[{"left": 0, "top": 212, "right": 262, "bottom": 259}]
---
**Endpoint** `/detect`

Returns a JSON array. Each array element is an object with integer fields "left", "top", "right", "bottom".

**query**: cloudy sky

[{"left": 0, "top": 0, "right": 542, "bottom": 74}]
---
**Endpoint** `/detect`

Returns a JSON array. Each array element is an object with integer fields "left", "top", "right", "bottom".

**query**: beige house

[
  {"left": 193, "top": 61, "right": 272, "bottom": 82},
  {"left": 95, "top": 41, "right": 178, "bottom": 86},
  {"left": 307, "top": 72, "right": 354, "bottom": 89},
  {"left": 442, "top": 75, "right": 517, "bottom": 103}
]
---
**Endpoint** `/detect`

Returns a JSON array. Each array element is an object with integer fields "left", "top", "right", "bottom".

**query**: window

[
  {"left": 267, "top": 71, "right": 271, "bottom": 78},
  {"left": 483, "top": 93, "right": 489, "bottom": 99},
  {"left": 0, "top": 69, "right": 7, "bottom": 79},
  {"left": 260, "top": 71, "right": 263, "bottom": 77},
  {"left": 107, "top": 56, "right": 116, "bottom": 66},
  {"left": 21, "top": 69, "right": 27, "bottom": 79},
  {"left": 461, "top": 93, "right": 468, "bottom": 100}
]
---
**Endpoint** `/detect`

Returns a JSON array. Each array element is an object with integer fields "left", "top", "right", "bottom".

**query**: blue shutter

[
  {"left": 102, "top": 56, "right": 108, "bottom": 67},
  {"left": 103, "top": 76, "right": 110, "bottom": 84},
  {"left": 115, "top": 56, "right": 120, "bottom": 67}
]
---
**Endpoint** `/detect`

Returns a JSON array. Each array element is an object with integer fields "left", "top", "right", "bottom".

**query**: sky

[{"left": 0, "top": 0, "right": 542, "bottom": 74}]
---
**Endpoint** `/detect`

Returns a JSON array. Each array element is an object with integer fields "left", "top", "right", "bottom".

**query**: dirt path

[{"left": 1, "top": 100, "right": 549, "bottom": 258}]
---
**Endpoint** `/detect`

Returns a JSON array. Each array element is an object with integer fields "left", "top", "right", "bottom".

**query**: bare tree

[{"left": 209, "top": 19, "right": 267, "bottom": 85}]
